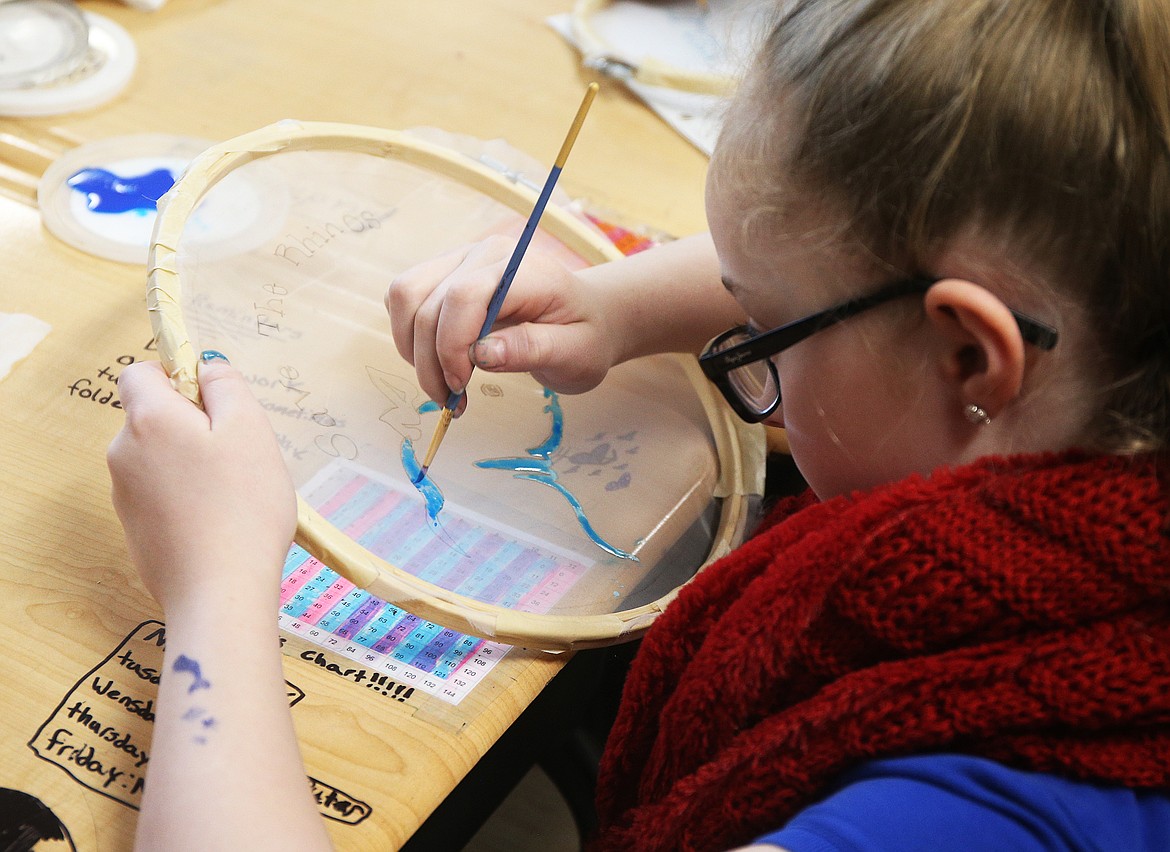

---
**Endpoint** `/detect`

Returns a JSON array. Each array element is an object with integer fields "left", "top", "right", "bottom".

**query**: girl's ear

[{"left": 923, "top": 279, "right": 1026, "bottom": 420}]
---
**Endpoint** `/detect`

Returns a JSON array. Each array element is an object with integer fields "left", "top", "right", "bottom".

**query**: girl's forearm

[
  {"left": 581, "top": 233, "right": 744, "bottom": 363},
  {"left": 135, "top": 575, "right": 331, "bottom": 851}
]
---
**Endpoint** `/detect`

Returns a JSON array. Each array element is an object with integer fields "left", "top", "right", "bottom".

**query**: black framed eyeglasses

[{"left": 698, "top": 277, "right": 1059, "bottom": 423}]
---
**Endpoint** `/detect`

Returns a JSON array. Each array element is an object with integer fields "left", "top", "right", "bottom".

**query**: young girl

[{"left": 110, "top": 0, "right": 1170, "bottom": 849}]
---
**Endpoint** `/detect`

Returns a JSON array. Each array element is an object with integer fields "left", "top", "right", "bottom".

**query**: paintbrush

[{"left": 413, "top": 82, "right": 599, "bottom": 484}]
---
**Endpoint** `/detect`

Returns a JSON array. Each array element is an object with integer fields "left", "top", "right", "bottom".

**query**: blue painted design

[
  {"left": 607, "top": 471, "right": 632, "bottom": 491},
  {"left": 475, "top": 389, "right": 637, "bottom": 561},
  {"left": 67, "top": 167, "right": 175, "bottom": 214},
  {"left": 526, "top": 389, "right": 563, "bottom": 458},
  {"left": 402, "top": 428, "right": 469, "bottom": 556},
  {"left": 418, "top": 400, "right": 440, "bottom": 414}
]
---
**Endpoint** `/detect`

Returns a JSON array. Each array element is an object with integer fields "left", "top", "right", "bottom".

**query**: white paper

[{"left": 0, "top": 312, "right": 51, "bottom": 382}]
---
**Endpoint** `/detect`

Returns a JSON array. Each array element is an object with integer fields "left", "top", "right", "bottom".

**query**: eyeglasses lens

[{"left": 712, "top": 330, "right": 779, "bottom": 415}]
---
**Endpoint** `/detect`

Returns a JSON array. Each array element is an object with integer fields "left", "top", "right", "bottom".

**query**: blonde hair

[{"left": 724, "top": 0, "right": 1170, "bottom": 452}]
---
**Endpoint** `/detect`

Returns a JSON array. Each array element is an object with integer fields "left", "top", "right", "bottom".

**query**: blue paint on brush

[
  {"left": 402, "top": 412, "right": 468, "bottom": 555},
  {"left": 67, "top": 167, "right": 175, "bottom": 214},
  {"left": 401, "top": 437, "right": 446, "bottom": 531}
]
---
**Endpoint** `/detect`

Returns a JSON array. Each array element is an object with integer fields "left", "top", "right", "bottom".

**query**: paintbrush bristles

[{"left": 416, "top": 406, "right": 454, "bottom": 481}]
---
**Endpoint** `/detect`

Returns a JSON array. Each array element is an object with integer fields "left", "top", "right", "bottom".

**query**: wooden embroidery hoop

[
  {"left": 570, "top": 0, "right": 739, "bottom": 97},
  {"left": 148, "top": 120, "right": 763, "bottom": 649}
]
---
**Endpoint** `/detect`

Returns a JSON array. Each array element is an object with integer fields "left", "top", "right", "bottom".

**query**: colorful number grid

[{"left": 278, "top": 462, "right": 592, "bottom": 704}]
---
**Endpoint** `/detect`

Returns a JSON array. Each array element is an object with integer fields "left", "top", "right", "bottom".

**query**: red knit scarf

[{"left": 593, "top": 452, "right": 1170, "bottom": 852}]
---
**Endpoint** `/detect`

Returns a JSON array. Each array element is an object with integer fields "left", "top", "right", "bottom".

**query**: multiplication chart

[{"left": 278, "top": 461, "right": 593, "bottom": 705}]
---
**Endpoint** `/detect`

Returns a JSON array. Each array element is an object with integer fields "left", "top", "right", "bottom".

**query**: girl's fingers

[
  {"left": 114, "top": 360, "right": 174, "bottom": 415},
  {"left": 387, "top": 244, "right": 478, "bottom": 365}
]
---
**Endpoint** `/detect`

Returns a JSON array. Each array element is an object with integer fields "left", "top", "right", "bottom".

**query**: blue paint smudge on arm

[
  {"left": 173, "top": 654, "right": 211, "bottom": 694},
  {"left": 67, "top": 167, "right": 175, "bottom": 214}
]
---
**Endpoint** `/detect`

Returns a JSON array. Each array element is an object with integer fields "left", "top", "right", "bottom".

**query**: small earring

[{"left": 964, "top": 403, "right": 992, "bottom": 426}]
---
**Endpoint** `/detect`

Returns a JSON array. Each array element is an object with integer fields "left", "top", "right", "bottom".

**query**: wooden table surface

[{"left": 0, "top": 1, "right": 710, "bottom": 849}]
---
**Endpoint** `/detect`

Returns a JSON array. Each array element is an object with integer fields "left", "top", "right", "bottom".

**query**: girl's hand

[
  {"left": 107, "top": 358, "right": 296, "bottom": 614},
  {"left": 386, "top": 236, "right": 623, "bottom": 413}
]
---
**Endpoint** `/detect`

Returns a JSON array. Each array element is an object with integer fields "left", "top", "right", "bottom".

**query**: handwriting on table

[
  {"left": 64, "top": 340, "right": 156, "bottom": 410},
  {"left": 28, "top": 621, "right": 165, "bottom": 804},
  {"left": 29, "top": 621, "right": 370, "bottom": 827},
  {"left": 311, "top": 777, "right": 372, "bottom": 825}
]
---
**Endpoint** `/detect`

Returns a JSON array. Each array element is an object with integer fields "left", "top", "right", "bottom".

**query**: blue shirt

[{"left": 754, "top": 754, "right": 1170, "bottom": 851}]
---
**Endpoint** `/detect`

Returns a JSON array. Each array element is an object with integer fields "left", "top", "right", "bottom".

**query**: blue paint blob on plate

[{"left": 67, "top": 166, "right": 176, "bottom": 214}]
